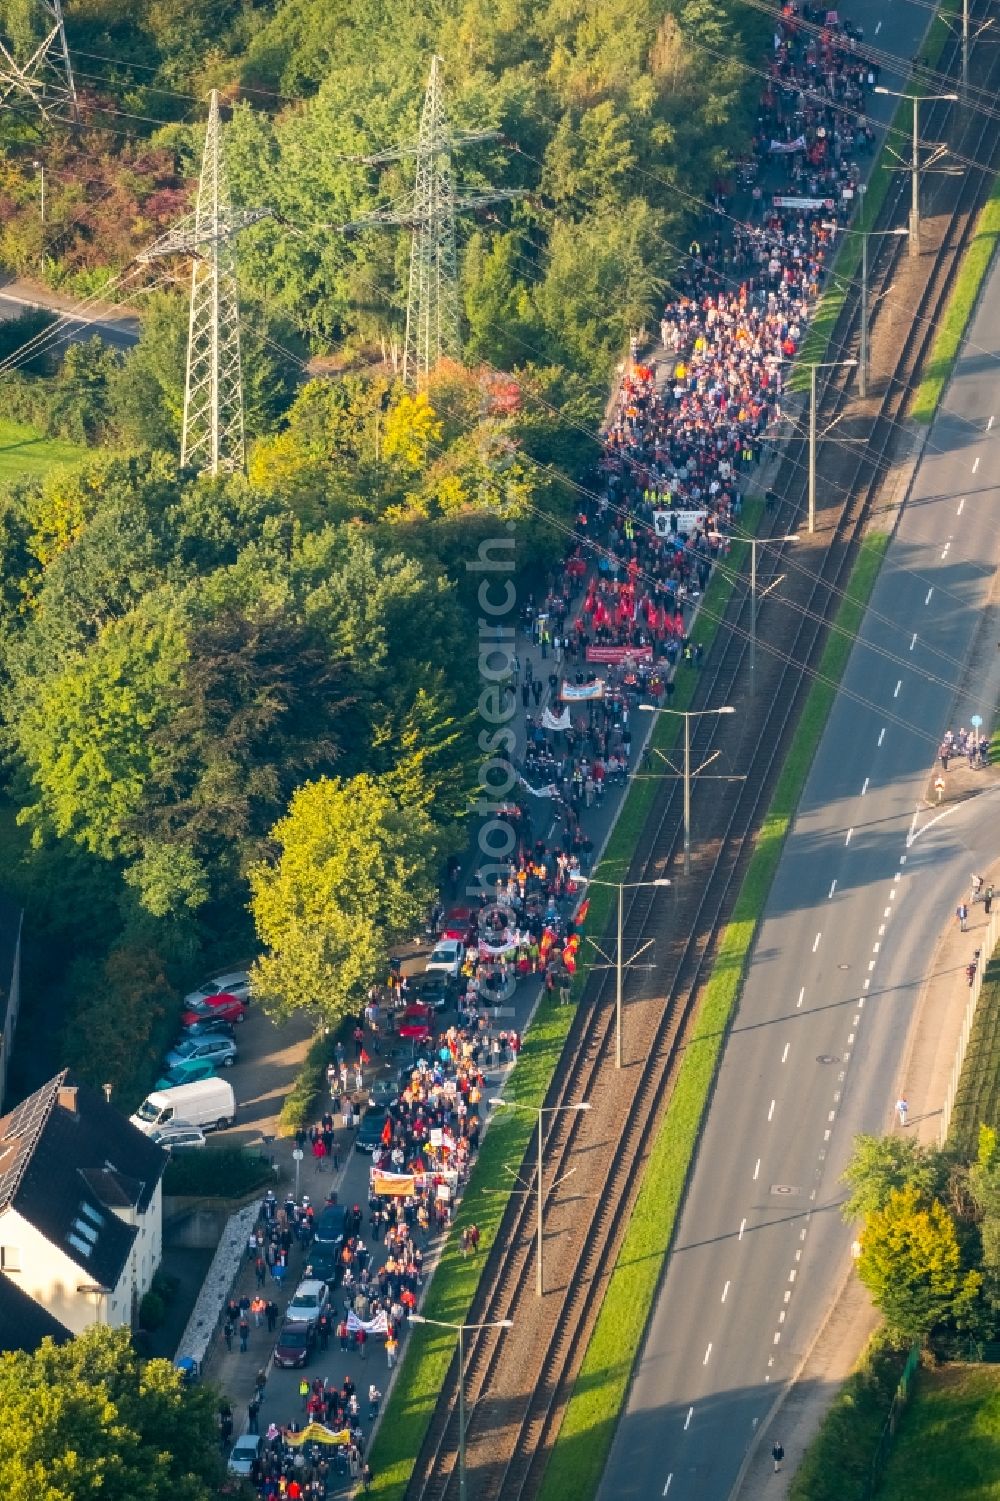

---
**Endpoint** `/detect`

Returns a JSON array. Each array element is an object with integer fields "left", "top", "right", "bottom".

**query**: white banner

[
  {"left": 769, "top": 135, "right": 807, "bottom": 154},
  {"left": 561, "top": 680, "right": 605, "bottom": 701},
  {"left": 654, "top": 509, "right": 705, "bottom": 538},
  {"left": 516, "top": 772, "right": 560, "bottom": 799},
  {"left": 542, "top": 705, "right": 572, "bottom": 732},
  {"left": 772, "top": 195, "right": 835, "bottom": 211},
  {"left": 347, "top": 1309, "right": 389, "bottom": 1336}
]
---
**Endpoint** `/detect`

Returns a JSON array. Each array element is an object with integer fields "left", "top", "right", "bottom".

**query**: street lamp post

[
  {"left": 749, "top": 534, "right": 798, "bottom": 691},
  {"left": 32, "top": 159, "right": 44, "bottom": 225},
  {"left": 823, "top": 220, "right": 909, "bottom": 397},
  {"left": 580, "top": 877, "right": 671, "bottom": 1066},
  {"left": 409, "top": 1314, "right": 513, "bottom": 1501},
  {"left": 489, "top": 1098, "right": 591, "bottom": 1295},
  {"left": 874, "top": 87, "right": 958, "bottom": 255},
  {"left": 639, "top": 705, "right": 736, "bottom": 874}
]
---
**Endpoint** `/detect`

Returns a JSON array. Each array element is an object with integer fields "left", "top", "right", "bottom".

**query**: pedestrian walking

[
  {"left": 238, "top": 1316, "right": 250, "bottom": 1353},
  {"left": 386, "top": 1333, "right": 398, "bottom": 1368},
  {"left": 247, "top": 1396, "right": 260, "bottom": 1435},
  {"left": 265, "top": 1300, "right": 278, "bottom": 1332},
  {"left": 361, "top": 1461, "right": 373, "bottom": 1494},
  {"left": 957, "top": 903, "right": 969, "bottom": 933},
  {"left": 896, "top": 1097, "right": 909, "bottom": 1127},
  {"left": 223, "top": 1321, "right": 233, "bottom": 1353},
  {"left": 299, "top": 1377, "right": 310, "bottom": 1411},
  {"left": 986, "top": 884, "right": 995, "bottom": 917},
  {"left": 368, "top": 1384, "right": 382, "bottom": 1420},
  {"left": 772, "top": 1442, "right": 784, "bottom": 1473}
]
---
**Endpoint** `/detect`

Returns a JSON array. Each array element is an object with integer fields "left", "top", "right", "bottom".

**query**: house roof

[
  {"left": 0, "top": 1072, "right": 167, "bottom": 1291},
  {"left": 0, "top": 1272, "right": 71, "bottom": 1353}
]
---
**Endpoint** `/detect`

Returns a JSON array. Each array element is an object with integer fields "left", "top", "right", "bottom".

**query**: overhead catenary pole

[
  {"left": 139, "top": 91, "right": 271, "bottom": 476},
  {"left": 875, "top": 85, "right": 958, "bottom": 256}
]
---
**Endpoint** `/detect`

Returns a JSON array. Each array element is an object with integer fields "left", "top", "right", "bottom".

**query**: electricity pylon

[
  {"left": 341, "top": 54, "right": 522, "bottom": 386},
  {"left": 139, "top": 90, "right": 270, "bottom": 476},
  {"left": 0, "top": 0, "right": 77, "bottom": 122}
]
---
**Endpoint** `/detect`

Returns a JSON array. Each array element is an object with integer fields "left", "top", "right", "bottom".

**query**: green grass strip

[
  {"left": 0, "top": 416, "right": 86, "bottom": 478},
  {"left": 792, "top": 12, "right": 950, "bottom": 388},
  {"left": 876, "top": 1362, "right": 1000, "bottom": 1501},
  {"left": 947, "top": 943, "right": 1000, "bottom": 1156},
  {"left": 910, "top": 172, "right": 1000, "bottom": 423},
  {"left": 536, "top": 531, "right": 890, "bottom": 1501}
]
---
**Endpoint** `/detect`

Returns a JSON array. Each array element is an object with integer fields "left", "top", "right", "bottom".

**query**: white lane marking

[
  {"left": 941, "top": 544, "right": 951, "bottom": 559},
  {"left": 789, "top": 1270, "right": 797, "bottom": 1282},
  {"left": 875, "top": 18, "right": 881, "bottom": 32},
  {"left": 973, "top": 457, "right": 980, "bottom": 474},
  {"left": 782, "top": 1043, "right": 790, "bottom": 1063},
  {"left": 848, "top": 1032, "right": 855, "bottom": 1045},
  {"left": 853, "top": 1014, "right": 860, "bottom": 1024},
  {"left": 910, "top": 633, "right": 917, "bottom": 651},
  {"left": 989, "top": 415, "right": 995, "bottom": 431},
  {"left": 664, "top": 1480, "right": 673, "bottom": 1497},
  {"left": 739, "top": 1217, "right": 747, "bottom": 1240},
  {"left": 813, "top": 932, "right": 822, "bottom": 952},
  {"left": 829, "top": 1110, "right": 836, "bottom": 1122},
  {"left": 878, "top": 924, "right": 886, "bottom": 936},
  {"left": 829, "top": 878, "right": 837, "bottom": 898},
  {"left": 894, "top": 679, "right": 902, "bottom": 697},
  {"left": 878, "top": 727, "right": 886, "bottom": 745},
  {"left": 824, "top": 1128, "right": 831, "bottom": 1141},
  {"left": 846, "top": 827, "right": 853, "bottom": 845},
  {"left": 774, "top": 1332, "right": 781, "bottom": 1345},
  {"left": 907, "top": 786, "right": 1000, "bottom": 847},
  {"left": 925, "top": 588, "right": 933, "bottom": 605},
  {"left": 768, "top": 1099, "right": 776, "bottom": 1122},
  {"left": 884, "top": 907, "right": 891, "bottom": 917},
  {"left": 722, "top": 1281, "right": 730, "bottom": 1303},
  {"left": 900, "top": 855, "right": 907, "bottom": 864},
  {"left": 868, "top": 960, "right": 877, "bottom": 971},
  {"left": 795, "top": 1249, "right": 802, "bottom": 1261},
  {"left": 862, "top": 777, "right": 869, "bottom": 795},
  {"left": 779, "top": 1310, "right": 786, "bottom": 1323},
  {"left": 863, "top": 978, "right": 871, "bottom": 989},
  {"left": 800, "top": 1228, "right": 807, "bottom": 1240},
  {"left": 873, "top": 942, "right": 880, "bottom": 953},
  {"left": 684, "top": 1406, "right": 694, "bottom": 1431},
  {"left": 859, "top": 996, "right": 865, "bottom": 1008},
  {"left": 784, "top": 1291, "right": 792, "bottom": 1304},
  {"left": 797, "top": 987, "right": 805, "bottom": 1008},
  {"left": 703, "top": 1343, "right": 713, "bottom": 1365},
  {"left": 753, "top": 1158, "right": 761, "bottom": 1181}
]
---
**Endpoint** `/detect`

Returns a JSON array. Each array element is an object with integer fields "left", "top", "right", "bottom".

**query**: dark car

[
  {"left": 176, "top": 1016, "right": 236, "bottom": 1042},
  {"left": 356, "top": 1108, "right": 389, "bottom": 1154},
  {"left": 273, "top": 1320, "right": 316, "bottom": 1369},
  {"left": 304, "top": 1244, "right": 341, "bottom": 1286},
  {"left": 406, "top": 971, "right": 457, "bottom": 1012},
  {"left": 313, "top": 1204, "right": 348, "bottom": 1248}
]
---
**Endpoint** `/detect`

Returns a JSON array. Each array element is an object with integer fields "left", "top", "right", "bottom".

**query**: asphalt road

[
  {"left": 597, "top": 37, "right": 1000, "bottom": 1501},
  {"left": 0, "top": 279, "right": 139, "bottom": 350}
]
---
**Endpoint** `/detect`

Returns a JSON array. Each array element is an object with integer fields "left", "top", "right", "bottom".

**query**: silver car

[
  {"left": 149, "top": 1121, "right": 207, "bottom": 1152},
  {"left": 183, "top": 969, "right": 251, "bottom": 1008},
  {"left": 228, "top": 1433, "right": 263, "bottom": 1476},
  {"left": 164, "top": 1035, "right": 237, "bottom": 1071}
]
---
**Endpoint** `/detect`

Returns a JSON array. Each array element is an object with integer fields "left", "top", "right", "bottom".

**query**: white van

[{"left": 130, "top": 1078, "right": 235, "bottom": 1135}]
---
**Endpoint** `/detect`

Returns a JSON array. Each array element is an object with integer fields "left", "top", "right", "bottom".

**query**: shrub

[
  {"left": 139, "top": 1290, "right": 165, "bottom": 1330},
  {"left": 277, "top": 1029, "right": 333, "bottom": 1135},
  {"left": 162, "top": 1147, "right": 274, "bottom": 1199}
]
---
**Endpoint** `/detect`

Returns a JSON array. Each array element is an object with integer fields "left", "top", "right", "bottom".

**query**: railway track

[{"left": 406, "top": 23, "right": 1000, "bottom": 1501}]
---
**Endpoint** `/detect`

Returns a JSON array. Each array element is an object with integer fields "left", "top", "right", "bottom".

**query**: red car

[
  {"left": 441, "top": 906, "right": 476, "bottom": 940},
  {"left": 397, "top": 1001, "right": 433, "bottom": 1042},
  {"left": 181, "top": 992, "right": 247, "bottom": 1030}
]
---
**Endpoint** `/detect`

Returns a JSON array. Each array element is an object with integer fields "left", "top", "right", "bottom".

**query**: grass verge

[
  {"left": 876, "top": 1362, "right": 1000, "bottom": 1501},
  {"left": 948, "top": 942, "right": 1000, "bottom": 1156},
  {"left": 0, "top": 416, "right": 85, "bottom": 478},
  {"left": 536, "top": 531, "right": 890, "bottom": 1501},
  {"left": 787, "top": 1330, "right": 914, "bottom": 1501},
  {"left": 910, "top": 172, "right": 1000, "bottom": 423}
]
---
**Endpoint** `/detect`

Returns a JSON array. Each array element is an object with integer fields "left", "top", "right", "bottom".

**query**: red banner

[{"left": 585, "top": 645, "right": 654, "bottom": 665}]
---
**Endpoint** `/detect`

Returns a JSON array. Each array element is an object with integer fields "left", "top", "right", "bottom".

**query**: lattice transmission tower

[
  {"left": 342, "top": 54, "right": 521, "bottom": 386},
  {"left": 139, "top": 90, "right": 270, "bottom": 476},
  {"left": 0, "top": 0, "right": 77, "bottom": 122}
]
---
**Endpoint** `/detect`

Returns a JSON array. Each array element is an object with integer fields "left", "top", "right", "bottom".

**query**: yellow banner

[
  {"left": 286, "top": 1423, "right": 350, "bottom": 1447},
  {"left": 372, "top": 1170, "right": 416, "bottom": 1197}
]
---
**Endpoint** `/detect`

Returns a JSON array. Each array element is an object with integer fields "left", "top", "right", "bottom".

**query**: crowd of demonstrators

[{"left": 939, "top": 725, "right": 991, "bottom": 771}]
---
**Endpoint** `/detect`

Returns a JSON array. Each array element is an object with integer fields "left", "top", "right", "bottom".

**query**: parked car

[
  {"left": 184, "top": 970, "right": 252, "bottom": 1009},
  {"left": 285, "top": 1278, "right": 330, "bottom": 1326},
  {"left": 425, "top": 939, "right": 465, "bottom": 977},
  {"left": 163, "top": 1035, "right": 237, "bottom": 1077},
  {"left": 228, "top": 1433, "right": 263, "bottom": 1476},
  {"left": 176, "top": 1016, "right": 235, "bottom": 1041},
  {"left": 180, "top": 992, "right": 247, "bottom": 1030},
  {"left": 356, "top": 1108, "right": 389, "bottom": 1154},
  {"left": 397, "top": 1001, "right": 433, "bottom": 1042},
  {"left": 440, "top": 907, "right": 474, "bottom": 940},
  {"left": 155, "top": 1060, "right": 217, "bottom": 1091},
  {"left": 368, "top": 1073, "right": 401, "bottom": 1107},
  {"left": 406, "top": 971, "right": 456, "bottom": 1012},
  {"left": 149, "top": 1121, "right": 207, "bottom": 1152},
  {"left": 273, "top": 1319, "right": 316, "bottom": 1369}
]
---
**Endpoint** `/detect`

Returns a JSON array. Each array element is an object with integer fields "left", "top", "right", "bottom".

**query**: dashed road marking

[
  {"left": 684, "top": 1406, "right": 694, "bottom": 1431},
  {"left": 989, "top": 415, "right": 995, "bottom": 431},
  {"left": 774, "top": 1332, "right": 781, "bottom": 1345},
  {"left": 722, "top": 1281, "right": 730, "bottom": 1303},
  {"left": 797, "top": 987, "right": 805, "bottom": 1008},
  {"left": 813, "top": 932, "right": 822, "bottom": 952},
  {"left": 973, "top": 457, "right": 980, "bottom": 474},
  {"left": 873, "top": 942, "right": 880, "bottom": 953},
  {"left": 784, "top": 1291, "right": 791, "bottom": 1304},
  {"left": 878, "top": 727, "right": 886, "bottom": 745},
  {"left": 829, "top": 879, "right": 837, "bottom": 898},
  {"left": 782, "top": 1042, "right": 790, "bottom": 1063},
  {"left": 768, "top": 1099, "right": 776, "bottom": 1122},
  {"left": 846, "top": 828, "right": 853, "bottom": 845},
  {"left": 739, "top": 1218, "right": 747, "bottom": 1241},
  {"left": 925, "top": 588, "right": 933, "bottom": 605},
  {"left": 789, "top": 1269, "right": 797, "bottom": 1282},
  {"left": 878, "top": 924, "right": 886, "bottom": 936},
  {"left": 829, "top": 1110, "right": 836, "bottom": 1122},
  {"left": 664, "top": 1479, "right": 673, "bottom": 1497},
  {"left": 894, "top": 679, "right": 902, "bottom": 697},
  {"left": 862, "top": 777, "right": 869, "bottom": 795},
  {"left": 910, "top": 633, "right": 917, "bottom": 651},
  {"left": 703, "top": 1343, "right": 713, "bottom": 1365},
  {"left": 848, "top": 1032, "right": 855, "bottom": 1045},
  {"left": 884, "top": 907, "right": 891, "bottom": 918},
  {"left": 868, "top": 960, "right": 877, "bottom": 971},
  {"left": 753, "top": 1158, "right": 761, "bottom": 1181}
]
